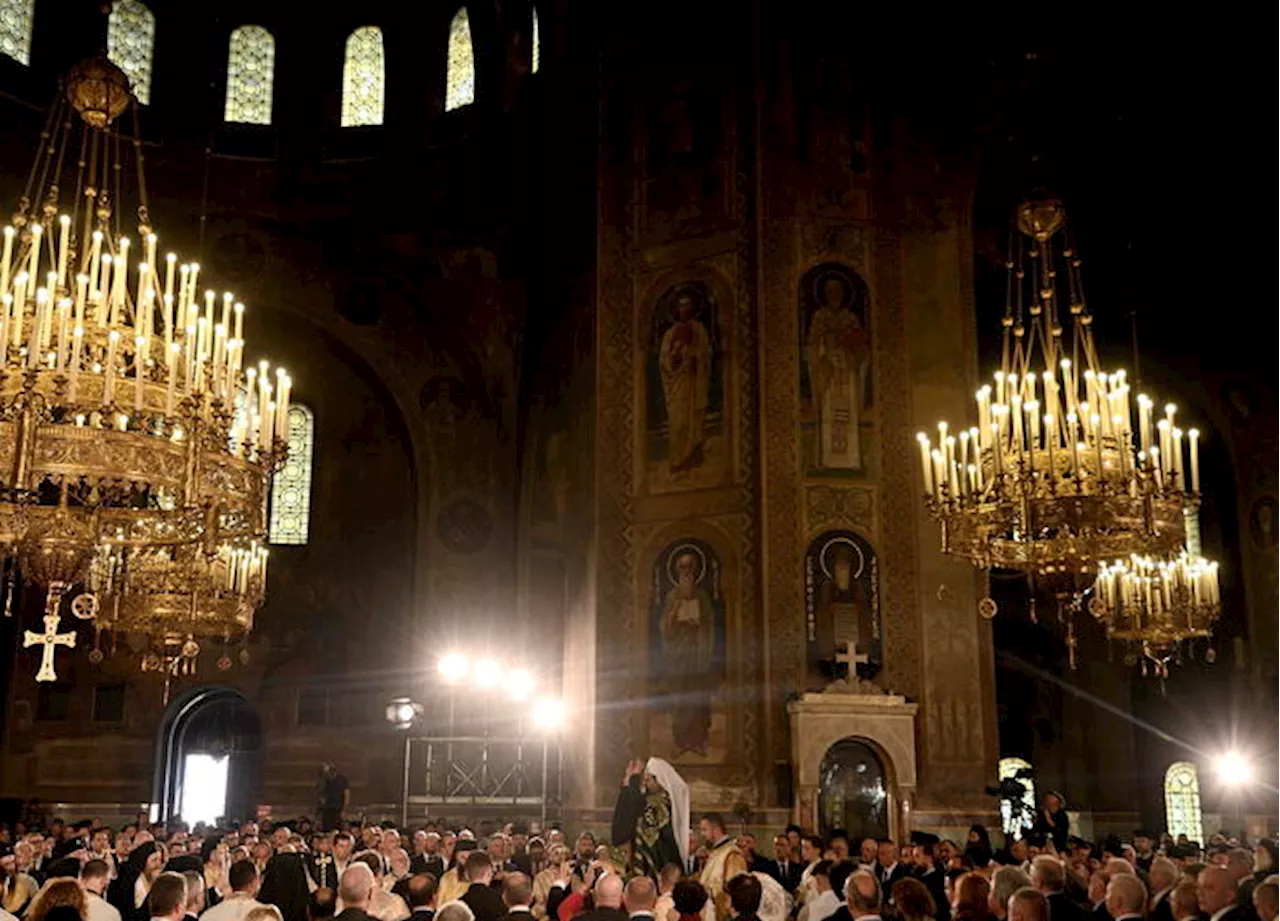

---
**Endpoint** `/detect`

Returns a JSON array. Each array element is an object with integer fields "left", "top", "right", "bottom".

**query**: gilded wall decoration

[
  {"left": 871, "top": 227, "right": 922, "bottom": 699},
  {"left": 649, "top": 537, "right": 726, "bottom": 759},
  {"left": 805, "top": 485, "right": 874, "bottom": 533},
  {"left": 804, "top": 530, "right": 881, "bottom": 687},
  {"left": 644, "top": 280, "right": 728, "bottom": 493},
  {"left": 799, "top": 263, "right": 873, "bottom": 478}
]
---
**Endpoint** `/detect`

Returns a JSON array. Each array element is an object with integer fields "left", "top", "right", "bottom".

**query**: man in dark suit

[
  {"left": 334, "top": 865, "right": 377, "bottom": 921},
  {"left": 1198, "top": 866, "right": 1245, "bottom": 921},
  {"left": 407, "top": 873, "right": 438, "bottom": 921},
  {"left": 1105, "top": 873, "right": 1149, "bottom": 921},
  {"left": 1147, "top": 857, "right": 1180, "bottom": 921},
  {"left": 911, "top": 834, "right": 950, "bottom": 921},
  {"left": 575, "top": 873, "right": 629, "bottom": 921},
  {"left": 411, "top": 833, "right": 447, "bottom": 880},
  {"left": 462, "top": 852, "right": 507, "bottom": 921},
  {"left": 875, "top": 840, "right": 910, "bottom": 899},
  {"left": 765, "top": 835, "right": 804, "bottom": 893},
  {"left": 498, "top": 873, "right": 534, "bottom": 921},
  {"left": 1031, "top": 856, "right": 1089, "bottom": 921}
]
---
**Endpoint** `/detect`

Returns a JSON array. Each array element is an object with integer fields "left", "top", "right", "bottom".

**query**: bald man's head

[
  {"left": 625, "top": 877, "right": 658, "bottom": 913},
  {"left": 1198, "top": 866, "right": 1238, "bottom": 916},
  {"left": 1105, "top": 872, "right": 1148, "bottom": 918},
  {"left": 595, "top": 873, "right": 624, "bottom": 909},
  {"left": 846, "top": 870, "right": 882, "bottom": 914},
  {"left": 1009, "top": 888, "right": 1050, "bottom": 921},
  {"left": 339, "top": 865, "right": 376, "bottom": 910}
]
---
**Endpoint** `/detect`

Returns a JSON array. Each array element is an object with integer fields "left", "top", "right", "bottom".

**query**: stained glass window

[
  {"left": 269, "top": 404, "right": 314, "bottom": 545},
  {"left": 341, "top": 26, "right": 384, "bottom": 127},
  {"left": 531, "top": 7, "right": 540, "bottom": 74},
  {"left": 998, "top": 757, "right": 1037, "bottom": 839},
  {"left": 445, "top": 7, "right": 474, "bottom": 112},
  {"left": 0, "top": 0, "right": 35, "bottom": 66},
  {"left": 224, "top": 25, "right": 275, "bottom": 125},
  {"left": 1164, "top": 761, "right": 1204, "bottom": 845},
  {"left": 107, "top": 0, "right": 156, "bottom": 105}
]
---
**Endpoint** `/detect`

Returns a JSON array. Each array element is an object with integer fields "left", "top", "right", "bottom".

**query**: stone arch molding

[{"left": 787, "top": 686, "right": 919, "bottom": 839}]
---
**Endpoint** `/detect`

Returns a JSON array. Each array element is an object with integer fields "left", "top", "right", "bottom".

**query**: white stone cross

[
  {"left": 24, "top": 614, "right": 76, "bottom": 682},
  {"left": 835, "top": 640, "right": 869, "bottom": 675}
]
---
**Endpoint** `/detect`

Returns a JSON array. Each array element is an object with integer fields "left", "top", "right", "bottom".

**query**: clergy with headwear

[{"left": 610, "top": 757, "right": 690, "bottom": 881}]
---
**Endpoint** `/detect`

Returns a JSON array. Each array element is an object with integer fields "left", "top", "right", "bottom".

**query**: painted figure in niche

[
  {"left": 1250, "top": 496, "right": 1278, "bottom": 550},
  {"left": 801, "top": 265, "right": 872, "bottom": 472},
  {"left": 651, "top": 539, "right": 724, "bottom": 757},
  {"left": 804, "top": 530, "right": 881, "bottom": 685},
  {"left": 647, "top": 281, "right": 724, "bottom": 486}
]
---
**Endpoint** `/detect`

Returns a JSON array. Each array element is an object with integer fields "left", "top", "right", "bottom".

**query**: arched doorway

[
  {"left": 818, "top": 738, "right": 889, "bottom": 839},
  {"left": 154, "top": 686, "right": 262, "bottom": 826}
]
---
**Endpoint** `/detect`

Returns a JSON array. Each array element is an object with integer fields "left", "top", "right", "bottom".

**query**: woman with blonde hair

[{"left": 26, "top": 878, "right": 88, "bottom": 921}]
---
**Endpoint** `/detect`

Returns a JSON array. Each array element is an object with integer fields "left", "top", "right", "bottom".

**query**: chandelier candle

[{"left": 0, "top": 54, "right": 289, "bottom": 689}]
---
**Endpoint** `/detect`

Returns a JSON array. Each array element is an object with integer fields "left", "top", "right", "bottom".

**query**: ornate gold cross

[{"left": 25, "top": 613, "right": 76, "bottom": 682}]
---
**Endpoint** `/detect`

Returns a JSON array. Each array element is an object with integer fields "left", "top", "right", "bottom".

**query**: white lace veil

[{"left": 645, "top": 756, "right": 690, "bottom": 867}]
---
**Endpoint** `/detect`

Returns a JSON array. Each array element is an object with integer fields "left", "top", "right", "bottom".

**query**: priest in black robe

[{"left": 610, "top": 757, "right": 688, "bottom": 881}]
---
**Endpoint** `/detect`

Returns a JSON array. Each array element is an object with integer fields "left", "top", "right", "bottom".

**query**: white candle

[
  {"left": 112, "top": 237, "right": 129, "bottom": 322},
  {"left": 0, "top": 225, "right": 13, "bottom": 294},
  {"left": 27, "top": 224, "right": 42, "bottom": 293},
  {"left": 1189, "top": 429, "right": 1200, "bottom": 492},
  {"left": 1172, "top": 428, "right": 1185, "bottom": 492},
  {"left": 12, "top": 273, "right": 26, "bottom": 347},
  {"left": 56, "top": 216, "right": 70, "bottom": 290},
  {"left": 104, "top": 329, "right": 120, "bottom": 404}
]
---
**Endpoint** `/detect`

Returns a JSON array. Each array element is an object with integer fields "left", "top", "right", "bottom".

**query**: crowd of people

[{"left": 0, "top": 789, "right": 1274, "bottom": 921}]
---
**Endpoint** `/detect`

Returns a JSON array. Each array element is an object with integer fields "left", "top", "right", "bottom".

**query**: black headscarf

[
  {"left": 963, "top": 824, "right": 992, "bottom": 868},
  {"left": 109, "top": 841, "right": 158, "bottom": 921},
  {"left": 259, "top": 853, "right": 311, "bottom": 921},
  {"left": 165, "top": 855, "right": 203, "bottom": 875}
]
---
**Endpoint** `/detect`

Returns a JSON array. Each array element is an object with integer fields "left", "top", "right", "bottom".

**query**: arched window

[
  {"left": 998, "top": 757, "right": 1037, "bottom": 839},
  {"left": 341, "top": 26, "right": 385, "bottom": 127},
  {"left": 445, "top": 7, "right": 475, "bottom": 112},
  {"left": 0, "top": 0, "right": 35, "bottom": 65},
  {"left": 107, "top": 0, "right": 156, "bottom": 105},
  {"left": 224, "top": 25, "right": 275, "bottom": 125},
  {"left": 269, "top": 404, "right": 315, "bottom": 545},
  {"left": 1164, "top": 761, "right": 1204, "bottom": 845},
  {"left": 531, "top": 7, "right": 540, "bottom": 74}
]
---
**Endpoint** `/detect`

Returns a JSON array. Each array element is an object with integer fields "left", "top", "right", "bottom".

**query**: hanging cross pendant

[{"left": 24, "top": 613, "right": 76, "bottom": 682}]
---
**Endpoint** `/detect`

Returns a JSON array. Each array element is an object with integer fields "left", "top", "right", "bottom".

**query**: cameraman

[{"left": 1030, "top": 792, "right": 1070, "bottom": 852}]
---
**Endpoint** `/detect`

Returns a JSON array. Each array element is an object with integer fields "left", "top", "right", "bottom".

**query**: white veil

[{"left": 646, "top": 756, "right": 690, "bottom": 867}]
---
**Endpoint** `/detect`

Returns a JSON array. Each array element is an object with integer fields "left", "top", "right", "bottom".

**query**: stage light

[
  {"left": 384, "top": 697, "right": 423, "bottom": 731},
  {"left": 509, "top": 669, "right": 535, "bottom": 701},
  {"left": 532, "top": 697, "right": 565, "bottom": 732},
  {"left": 473, "top": 658, "right": 501, "bottom": 688},
  {"left": 1216, "top": 750, "right": 1254, "bottom": 787},
  {"left": 437, "top": 653, "right": 469, "bottom": 684}
]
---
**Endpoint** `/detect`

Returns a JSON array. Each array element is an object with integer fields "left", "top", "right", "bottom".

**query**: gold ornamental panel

[{"left": 32, "top": 424, "right": 188, "bottom": 493}]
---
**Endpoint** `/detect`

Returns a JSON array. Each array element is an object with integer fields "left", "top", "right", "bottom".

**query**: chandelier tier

[
  {"left": 0, "top": 55, "right": 288, "bottom": 684},
  {"left": 1093, "top": 551, "right": 1220, "bottom": 677},
  {"left": 915, "top": 199, "right": 1201, "bottom": 579}
]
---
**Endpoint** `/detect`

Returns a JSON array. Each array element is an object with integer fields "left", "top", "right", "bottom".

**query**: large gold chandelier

[
  {"left": 2, "top": 56, "right": 288, "bottom": 686},
  {"left": 915, "top": 199, "right": 1219, "bottom": 669}
]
